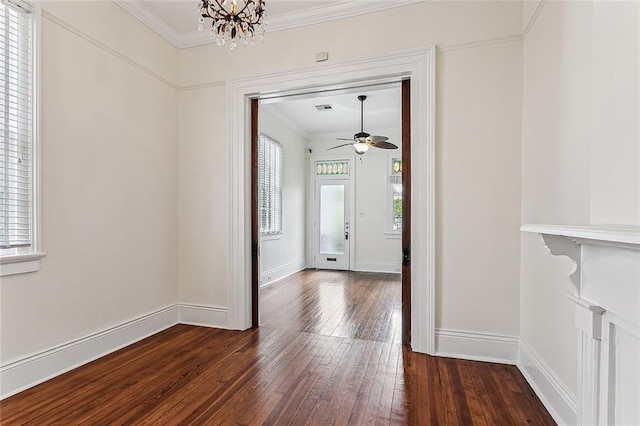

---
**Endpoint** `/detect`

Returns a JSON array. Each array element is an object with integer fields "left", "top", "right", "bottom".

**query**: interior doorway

[
  {"left": 251, "top": 80, "right": 412, "bottom": 346},
  {"left": 228, "top": 47, "right": 435, "bottom": 354}
]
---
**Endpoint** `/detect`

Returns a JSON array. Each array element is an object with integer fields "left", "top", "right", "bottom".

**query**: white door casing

[{"left": 227, "top": 47, "right": 436, "bottom": 355}]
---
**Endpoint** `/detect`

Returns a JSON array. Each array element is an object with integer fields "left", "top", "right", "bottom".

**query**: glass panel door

[
  {"left": 315, "top": 180, "right": 349, "bottom": 270},
  {"left": 319, "top": 185, "right": 345, "bottom": 255}
]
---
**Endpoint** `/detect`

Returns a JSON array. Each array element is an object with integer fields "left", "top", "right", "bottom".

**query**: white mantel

[{"left": 522, "top": 224, "right": 640, "bottom": 426}]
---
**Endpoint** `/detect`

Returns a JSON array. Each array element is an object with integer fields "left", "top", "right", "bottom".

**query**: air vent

[{"left": 315, "top": 104, "right": 333, "bottom": 111}]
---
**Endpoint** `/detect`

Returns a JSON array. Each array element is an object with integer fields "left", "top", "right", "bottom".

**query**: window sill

[
  {"left": 260, "top": 233, "right": 282, "bottom": 242},
  {"left": 384, "top": 232, "right": 401, "bottom": 240},
  {"left": 0, "top": 252, "right": 46, "bottom": 277}
]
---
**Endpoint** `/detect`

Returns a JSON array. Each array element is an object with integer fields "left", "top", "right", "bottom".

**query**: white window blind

[
  {"left": 0, "top": 0, "right": 33, "bottom": 249},
  {"left": 258, "top": 134, "right": 282, "bottom": 235}
]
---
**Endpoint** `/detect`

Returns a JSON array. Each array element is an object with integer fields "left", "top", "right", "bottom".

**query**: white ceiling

[
  {"left": 262, "top": 83, "right": 401, "bottom": 139},
  {"left": 114, "top": 0, "right": 421, "bottom": 48}
]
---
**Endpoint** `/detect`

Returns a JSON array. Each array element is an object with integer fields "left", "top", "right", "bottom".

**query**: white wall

[
  {"left": 258, "top": 108, "right": 307, "bottom": 285},
  {"left": 589, "top": 1, "right": 640, "bottom": 224},
  {"left": 437, "top": 41, "right": 523, "bottom": 335},
  {"left": 178, "top": 85, "right": 228, "bottom": 307},
  {"left": 353, "top": 150, "right": 402, "bottom": 273},
  {"left": 520, "top": 0, "right": 640, "bottom": 399},
  {"left": 308, "top": 130, "right": 402, "bottom": 273},
  {"left": 178, "top": 1, "right": 524, "bottom": 337},
  {"left": 0, "top": 2, "right": 179, "bottom": 364}
]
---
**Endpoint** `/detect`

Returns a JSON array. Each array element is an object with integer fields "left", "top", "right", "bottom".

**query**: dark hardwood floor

[
  {"left": 261, "top": 270, "right": 401, "bottom": 343},
  {"left": 0, "top": 270, "right": 555, "bottom": 425}
]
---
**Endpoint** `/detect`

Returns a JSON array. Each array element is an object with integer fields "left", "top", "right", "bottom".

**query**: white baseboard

[
  {"left": 260, "top": 260, "right": 306, "bottom": 288},
  {"left": 178, "top": 303, "right": 228, "bottom": 328},
  {"left": 0, "top": 305, "right": 179, "bottom": 400},
  {"left": 354, "top": 260, "right": 401, "bottom": 274},
  {"left": 517, "top": 338, "right": 577, "bottom": 425},
  {"left": 435, "top": 328, "right": 519, "bottom": 364}
]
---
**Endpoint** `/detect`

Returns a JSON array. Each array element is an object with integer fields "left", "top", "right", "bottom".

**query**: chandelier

[{"left": 198, "top": 0, "right": 267, "bottom": 49}]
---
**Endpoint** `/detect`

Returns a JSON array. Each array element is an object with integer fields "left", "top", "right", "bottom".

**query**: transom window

[{"left": 258, "top": 133, "right": 283, "bottom": 235}]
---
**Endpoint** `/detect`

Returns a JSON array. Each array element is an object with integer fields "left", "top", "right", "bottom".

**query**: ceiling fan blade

[
  {"left": 369, "top": 141, "right": 398, "bottom": 150},
  {"left": 336, "top": 138, "right": 356, "bottom": 141},
  {"left": 327, "top": 143, "right": 355, "bottom": 151},
  {"left": 369, "top": 135, "right": 389, "bottom": 142}
]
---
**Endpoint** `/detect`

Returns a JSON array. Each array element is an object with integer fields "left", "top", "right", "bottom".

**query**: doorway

[
  {"left": 228, "top": 47, "right": 435, "bottom": 354},
  {"left": 252, "top": 80, "right": 411, "bottom": 345}
]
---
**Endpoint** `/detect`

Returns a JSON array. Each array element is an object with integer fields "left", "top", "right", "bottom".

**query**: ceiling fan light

[{"left": 354, "top": 142, "right": 370, "bottom": 155}]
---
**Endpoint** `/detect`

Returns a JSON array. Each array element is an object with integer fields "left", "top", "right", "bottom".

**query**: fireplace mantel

[
  {"left": 522, "top": 224, "right": 640, "bottom": 425},
  {"left": 521, "top": 224, "right": 640, "bottom": 250}
]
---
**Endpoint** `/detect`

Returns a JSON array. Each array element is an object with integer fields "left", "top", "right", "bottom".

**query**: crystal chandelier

[{"left": 198, "top": 0, "right": 267, "bottom": 49}]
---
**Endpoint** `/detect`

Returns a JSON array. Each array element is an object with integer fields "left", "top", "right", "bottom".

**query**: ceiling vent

[{"left": 315, "top": 104, "right": 333, "bottom": 111}]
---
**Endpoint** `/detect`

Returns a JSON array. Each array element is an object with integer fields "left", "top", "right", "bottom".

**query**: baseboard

[
  {"left": 354, "top": 260, "right": 401, "bottom": 274},
  {"left": 178, "top": 303, "right": 228, "bottom": 328},
  {"left": 517, "top": 338, "right": 577, "bottom": 425},
  {"left": 435, "top": 328, "right": 519, "bottom": 364},
  {"left": 0, "top": 305, "right": 179, "bottom": 400},
  {"left": 260, "top": 260, "right": 306, "bottom": 288}
]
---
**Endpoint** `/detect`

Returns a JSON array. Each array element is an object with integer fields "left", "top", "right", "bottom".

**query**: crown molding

[
  {"left": 113, "top": 0, "right": 423, "bottom": 49},
  {"left": 43, "top": 11, "right": 179, "bottom": 89},
  {"left": 113, "top": 0, "right": 180, "bottom": 47},
  {"left": 265, "top": 1, "right": 423, "bottom": 34}
]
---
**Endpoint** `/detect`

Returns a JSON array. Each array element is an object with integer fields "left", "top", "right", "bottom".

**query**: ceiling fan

[{"left": 328, "top": 95, "right": 398, "bottom": 155}]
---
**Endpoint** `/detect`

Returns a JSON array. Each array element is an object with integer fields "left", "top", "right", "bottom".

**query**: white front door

[{"left": 314, "top": 179, "right": 350, "bottom": 270}]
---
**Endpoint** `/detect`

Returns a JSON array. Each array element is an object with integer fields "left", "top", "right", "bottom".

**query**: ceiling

[
  {"left": 112, "top": 1, "right": 407, "bottom": 136},
  {"left": 114, "top": 0, "right": 421, "bottom": 48},
  {"left": 261, "top": 83, "right": 402, "bottom": 139}
]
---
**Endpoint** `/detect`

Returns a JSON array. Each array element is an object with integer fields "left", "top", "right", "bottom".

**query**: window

[
  {"left": 258, "top": 134, "right": 283, "bottom": 235},
  {"left": 0, "top": 0, "right": 42, "bottom": 275},
  {"left": 388, "top": 158, "right": 402, "bottom": 233}
]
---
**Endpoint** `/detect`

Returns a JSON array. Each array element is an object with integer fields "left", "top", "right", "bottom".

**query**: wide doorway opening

[{"left": 251, "top": 80, "right": 411, "bottom": 345}]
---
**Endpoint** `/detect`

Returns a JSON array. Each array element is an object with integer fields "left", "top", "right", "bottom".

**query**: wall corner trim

[
  {"left": 517, "top": 337, "right": 577, "bottom": 425},
  {"left": 178, "top": 304, "right": 229, "bottom": 329},
  {"left": 435, "top": 328, "right": 519, "bottom": 364}
]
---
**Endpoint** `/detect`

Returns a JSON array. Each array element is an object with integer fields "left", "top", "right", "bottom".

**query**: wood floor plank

[
  {"left": 0, "top": 270, "right": 556, "bottom": 425},
  {"left": 376, "top": 335, "right": 403, "bottom": 424},
  {"left": 445, "top": 357, "right": 475, "bottom": 425},
  {"left": 457, "top": 362, "right": 489, "bottom": 426},
  {"left": 344, "top": 340, "right": 385, "bottom": 425}
]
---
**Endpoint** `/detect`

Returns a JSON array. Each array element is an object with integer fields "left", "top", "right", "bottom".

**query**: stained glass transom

[{"left": 316, "top": 161, "right": 349, "bottom": 176}]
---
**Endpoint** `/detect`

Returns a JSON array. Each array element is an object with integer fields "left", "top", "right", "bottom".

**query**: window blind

[
  {"left": 258, "top": 134, "right": 282, "bottom": 235},
  {"left": 0, "top": 0, "right": 33, "bottom": 249}
]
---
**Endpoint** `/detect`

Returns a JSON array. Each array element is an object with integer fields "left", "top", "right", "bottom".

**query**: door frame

[
  {"left": 401, "top": 79, "right": 411, "bottom": 346},
  {"left": 230, "top": 47, "right": 435, "bottom": 354}
]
